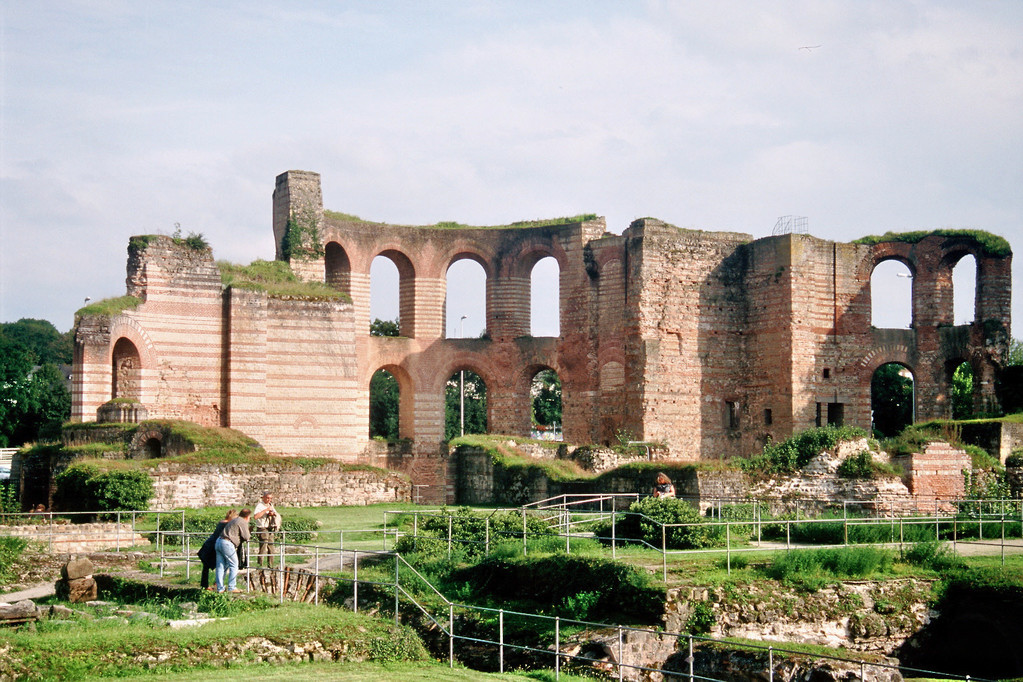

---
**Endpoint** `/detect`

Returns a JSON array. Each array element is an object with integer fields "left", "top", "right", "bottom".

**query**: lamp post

[{"left": 459, "top": 315, "right": 468, "bottom": 437}]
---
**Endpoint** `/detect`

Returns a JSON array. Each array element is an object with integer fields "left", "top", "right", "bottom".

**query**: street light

[{"left": 459, "top": 315, "right": 468, "bottom": 437}]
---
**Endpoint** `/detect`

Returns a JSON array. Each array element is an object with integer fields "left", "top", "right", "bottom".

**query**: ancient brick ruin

[{"left": 72, "top": 170, "right": 1012, "bottom": 501}]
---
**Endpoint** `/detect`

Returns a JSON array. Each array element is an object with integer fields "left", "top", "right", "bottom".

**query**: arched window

[
  {"left": 952, "top": 254, "right": 977, "bottom": 325},
  {"left": 445, "top": 369, "right": 487, "bottom": 440},
  {"left": 950, "top": 360, "right": 974, "bottom": 419},
  {"left": 870, "top": 260, "right": 913, "bottom": 328},
  {"left": 325, "top": 242, "right": 351, "bottom": 294},
  {"left": 111, "top": 338, "right": 142, "bottom": 400},
  {"left": 530, "top": 368, "right": 562, "bottom": 440},
  {"left": 530, "top": 257, "right": 560, "bottom": 337},
  {"left": 370, "top": 251, "right": 415, "bottom": 336},
  {"left": 445, "top": 259, "right": 487, "bottom": 339},
  {"left": 369, "top": 368, "right": 400, "bottom": 440},
  {"left": 871, "top": 362, "right": 915, "bottom": 437}
]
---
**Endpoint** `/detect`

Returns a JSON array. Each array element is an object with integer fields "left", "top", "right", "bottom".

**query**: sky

[{"left": 1, "top": 1, "right": 1020, "bottom": 340}]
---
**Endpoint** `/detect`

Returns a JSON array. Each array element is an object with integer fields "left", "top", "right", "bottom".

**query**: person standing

[
  {"left": 253, "top": 492, "right": 282, "bottom": 567},
  {"left": 215, "top": 508, "right": 251, "bottom": 593},
  {"left": 199, "top": 508, "right": 236, "bottom": 590}
]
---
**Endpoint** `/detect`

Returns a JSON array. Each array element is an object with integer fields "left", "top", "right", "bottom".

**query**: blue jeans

[{"left": 215, "top": 537, "right": 238, "bottom": 592}]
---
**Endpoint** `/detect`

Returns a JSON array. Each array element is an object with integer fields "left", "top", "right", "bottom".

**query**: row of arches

[
  {"left": 870, "top": 253, "right": 977, "bottom": 329},
  {"left": 333, "top": 241, "right": 562, "bottom": 338},
  {"left": 369, "top": 367, "right": 563, "bottom": 442}
]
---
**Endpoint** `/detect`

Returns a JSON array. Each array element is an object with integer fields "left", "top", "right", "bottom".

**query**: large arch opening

[
  {"left": 111, "top": 337, "right": 142, "bottom": 400},
  {"left": 370, "top": 251, "right": 415, "bottom": 336},
  {"left": 445, "top": 369, "right": 487, "bottom": 440},
  {"left": 530, "top": 368, "right": 562, "bottom": 440},
  {"left": 871, "top": 362, "right": 915, "bottom": 438},
  {"left": 870, "top": 260, "right": 913, "bottom": 329},
  {"left": 369, "top": 368, "right": 400, "bottom": 441},
  {"left": 445, "top": 258, "right": 487, "bottom": 339},
  {"left": 530, "top": 257, "right": 560, "bottom": 337},
  {"left": 952, "top": 254, "right": 977, "bottom": 325},
  {"left": 950, "top": 360, "right": 975, "bottom": 420},
  {"left": 325, "top": 242, "right": 351, "bottom": 294}
]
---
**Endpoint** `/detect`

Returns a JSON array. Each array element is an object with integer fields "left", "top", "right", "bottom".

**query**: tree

[
  {"left": 369, "top": 369, "right": 399, "bottom": 440},
  {"left": 445, "top": 371, "right": 487, "bottom": 440},
  {"left": 531, "top": 369, "right": 562, "bottom": 428},
  {"left": 0, "top": 319, "right": 72, "bottom": 365},
  {"left": 1007, "top": 338, "right": 1023, "bottom": 367},
  {"left": 950, "top": 362, "right": 974, "bottom": 420},
  {"left": 370, "top": 318, "right": 400, "bottom": 337},
  {"left": 871, "top": 363, "right": 914, "bottom": 438},
  {"left": 0, "top": 336, "right": 34, "bottom": 447}
]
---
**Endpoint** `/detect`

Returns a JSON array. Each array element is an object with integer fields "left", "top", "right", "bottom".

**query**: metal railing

[{"left": 144, "top": 532, "right": 993, "bottom": 681}]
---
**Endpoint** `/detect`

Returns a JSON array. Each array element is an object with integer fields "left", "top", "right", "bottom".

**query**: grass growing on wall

[
  {"left": 450, "top": 434, "right": 590, "bottom": 481},
  {"left": 852, "top": 229, "right": 1011, "bottom": 257},
  {"left": 75, "top": 295, "right": 142, "bottom": 318},
  {"left": 218, "top": 259, "right": 350, "bottom": 301},
  {"left": 323, "top": 209, "right": 599, "bottom": 231}
]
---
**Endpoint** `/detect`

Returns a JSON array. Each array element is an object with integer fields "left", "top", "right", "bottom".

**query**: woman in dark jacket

[{"left": 198, "top": 509, "right": 236, "bottom": 590}]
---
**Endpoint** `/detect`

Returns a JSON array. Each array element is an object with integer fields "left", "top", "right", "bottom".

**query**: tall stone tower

[{"left": 273, "top": 170, "right": 325, "bottom": 281}]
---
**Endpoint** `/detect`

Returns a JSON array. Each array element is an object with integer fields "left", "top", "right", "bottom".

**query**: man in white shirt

[{"left": 253, "top": 492, "right": 282, "bottom": 567}]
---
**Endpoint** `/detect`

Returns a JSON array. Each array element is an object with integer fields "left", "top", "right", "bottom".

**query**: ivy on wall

[{"left": 282, "top": 208, "right": 324, "bottom": 260}]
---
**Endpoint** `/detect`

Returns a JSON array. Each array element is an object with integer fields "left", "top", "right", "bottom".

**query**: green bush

[
  {"left": 1006, "top": 451, "right": 1023, "bottom": 468},
  {"left": 449, "top": 554, "right": 664, "bottom": 625},
  {"left": 54, "top": 464, "right": 153, "bottom": 514},
  {"left": 393, "top": 507, "right": 556, "bottom": 560},
  {"left": 686, "top": 600, "right": 715, "bottom": 634},
  {"left": 767, "top": 547, "right": 894, "bottom": 585},
  {"left": 837, "top": 451, "right": 901, "bottom": 479},
  {"left": 594, "top": 497, "right": 714, "bottom": 550},
  {"left": 904, "top": 541, "right": 966, "bottom": 573},
  {"left": 741, "top": 425, "right": 868, "bottom": 475}
]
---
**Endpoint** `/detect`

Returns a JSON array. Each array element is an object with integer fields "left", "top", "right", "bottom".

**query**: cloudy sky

[{"left": 1, "top": 1, "right": 1020, "bottom": 339}]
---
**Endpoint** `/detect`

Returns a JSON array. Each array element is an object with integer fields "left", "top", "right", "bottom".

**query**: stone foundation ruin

[{"left": 71, "top": 170, "right": 1013, "bottom": 502}]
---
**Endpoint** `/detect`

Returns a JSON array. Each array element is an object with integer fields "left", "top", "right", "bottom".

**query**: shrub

[
  {"left": 596, "top": 497, "right": 714, "bottom": 550},
  {"left": 904, "top": 541, "right": 966, "bottom": 572},
  {"left": 394, "top": 507, "right": 556, "bottom": 561},
  {"left": 686, "top": 600, "right": 715, "bottom": 634},
  {"left": 767, "top": 547, "right": 894, "bottom": 585},
  {"left": 837, "top": 451, "right": 901, "bottom": 479},
  {"left": 90, "top": 470, "right": 154, "bottom": 512},
  {"left": 1006, "top": 451, "right": 1023, "bottom": 468},
  {"left": 740, "top": 425, "right": 868, "bottom": 475}
]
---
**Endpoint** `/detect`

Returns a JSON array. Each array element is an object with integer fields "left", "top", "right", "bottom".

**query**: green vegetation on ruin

[
  {"left": 0, "top": 602, "right": 427, "bottom": 680},
  {"left": 449, "top": 433, "right": 591, "bottom": 481},
  {"left": 54, "top": 419, "right": 391, "bottom": 474},
  {"left": 218, "top": 259, "right": 350, "bottom": 302},
  {"left": 852, "top": 229, "right": 1011, "bottom": 257},
  {"left": 324, "top": 209, "right": 599, "bottom": 231},
  {"left": 75, "top": 295, "right": 142, "bottom": 318}
]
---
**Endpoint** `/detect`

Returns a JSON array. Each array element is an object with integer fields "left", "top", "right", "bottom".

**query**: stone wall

[
  {"left": 72, "top": 170, "right": 1012, "bottom": 496},
  {"left": 0, "top": 523, "right": 150, "bottom": 553},
  {"left": 148, "top": 462, "right": 412, "bottom": 510}
]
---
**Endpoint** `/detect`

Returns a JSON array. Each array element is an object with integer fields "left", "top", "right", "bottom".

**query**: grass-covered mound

[{"left": 0, "top": 600, "right": 427, "bottom": 680}]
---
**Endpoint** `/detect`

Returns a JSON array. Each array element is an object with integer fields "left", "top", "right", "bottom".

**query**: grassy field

[{"left": 99, "top": 661, "right": 588, "bottom": 682}]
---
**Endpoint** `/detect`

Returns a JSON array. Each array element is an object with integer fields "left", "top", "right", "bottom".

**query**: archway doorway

[
  {"left": 530, "top": 369, "right": 562, "bottom": 440},
  {"left": 445, "top": 370, "right": 487, "bottom": 440},
  {"left": 111, "top": 338, "right": 142, "bottom": 400},
  {"left": 951, "top": 360, "right": 974, "bottom": 420},
  {"left": 871, "top": 363, "right": 915, "bottom": 437},
  {"left": 369, "top": 369, "right": 400, "bottom": 440}
]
